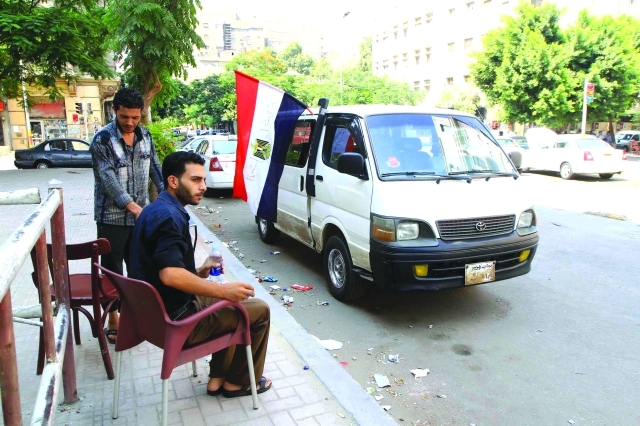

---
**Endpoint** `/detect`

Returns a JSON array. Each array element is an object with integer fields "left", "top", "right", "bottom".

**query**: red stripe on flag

[{"left": 233, "top": 71, "right": 260, "bottom": 201}]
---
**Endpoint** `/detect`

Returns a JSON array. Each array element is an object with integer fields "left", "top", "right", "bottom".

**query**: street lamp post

[{"left": 339, "top": 11, "right": 350, "bottom": 105}]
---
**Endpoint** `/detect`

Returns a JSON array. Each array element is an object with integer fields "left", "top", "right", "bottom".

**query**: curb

[{"left": 187, "top": 207, "right": 397, "bottom": 426}]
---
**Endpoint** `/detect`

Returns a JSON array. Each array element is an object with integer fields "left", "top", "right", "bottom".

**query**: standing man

[
  {"left": 90, "top": 87, "right": 164, "bottom": 343},
  {"left": 129, "top": 151, "right": 272, "bottom": 397}
]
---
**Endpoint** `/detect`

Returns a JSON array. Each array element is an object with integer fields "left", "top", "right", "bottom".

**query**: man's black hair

[
  {"left": 162, "top": 151, "right": 205, "bottom": 188},
  {"left": 113, "top": 87, "right": 144, "bottom": 111}
]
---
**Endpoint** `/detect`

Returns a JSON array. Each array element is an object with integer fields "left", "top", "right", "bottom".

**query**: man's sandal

[
  {"left": 103, "top": 328, "right": 117, "bottom": 345},
  {"left": 222, "top": 377, "right": 272, "bottom": 398}
]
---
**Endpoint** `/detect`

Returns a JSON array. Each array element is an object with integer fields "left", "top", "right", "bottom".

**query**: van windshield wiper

[
  {"left": 449, "top": 169, "right": 519, "bottom": 180},
  {"left": 381, "top": 171, "right": 436, "bottom": 177}
]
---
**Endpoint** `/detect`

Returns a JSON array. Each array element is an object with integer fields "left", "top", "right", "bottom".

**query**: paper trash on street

[
  {"left": 311, "top": 335, "right": 343, "bottom": 350},
  {"left": 410, "top": 368, "right": 430, "bottom": 378},
  {"left": 374, "top": 373, "right": 391, "bottom": 388}
]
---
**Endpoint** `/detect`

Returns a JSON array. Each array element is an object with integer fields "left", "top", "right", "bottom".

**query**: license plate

[
  {"left": 465, "top": 261, "right": 496, "bottom": 285},
  {"left": 604, "top": 153, "right": 611, "bottom": 157}
]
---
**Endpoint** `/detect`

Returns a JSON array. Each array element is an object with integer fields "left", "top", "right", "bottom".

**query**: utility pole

[
  {"left": 20, "top": 60, "right": 31, "bottom": 147},
  {"left": 83, "top": 102, "right": 89, "bottom": 139},
  {"left": 581, "top": 78, "right": 595, "bottom": 134}
]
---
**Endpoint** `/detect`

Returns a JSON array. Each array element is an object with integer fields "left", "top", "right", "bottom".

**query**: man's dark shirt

[{"left": 129, "top": 191, "right": 195, "bottom": 314}]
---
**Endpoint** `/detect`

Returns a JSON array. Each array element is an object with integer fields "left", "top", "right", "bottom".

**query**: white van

[{"left": 256, "top": 105, "right": 539, "bottom": 301}]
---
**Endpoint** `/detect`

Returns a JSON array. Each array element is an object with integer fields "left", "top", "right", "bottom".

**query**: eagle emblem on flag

[{"left": 251, "top": 138, "right": 272, "bottom": 160}]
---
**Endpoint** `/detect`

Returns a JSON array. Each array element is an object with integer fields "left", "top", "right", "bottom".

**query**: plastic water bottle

[{"left": 208, "top": 247, "right": 225, "bottom": 284}]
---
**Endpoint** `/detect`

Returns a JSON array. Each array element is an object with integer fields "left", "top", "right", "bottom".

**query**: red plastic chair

[
  {"left": 31, "top": 239, "right": 118, "bottom": 379},
  {"left": 96, "top": 264, "right": 259, "bottom": 426}
]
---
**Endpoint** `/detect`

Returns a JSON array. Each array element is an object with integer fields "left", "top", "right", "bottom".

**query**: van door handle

[
  {"left": 316, "top": 175, "right": 323, "bottom": 182},
  {"left": 299, "top": 176, "right": 304, "bottom": 191}
]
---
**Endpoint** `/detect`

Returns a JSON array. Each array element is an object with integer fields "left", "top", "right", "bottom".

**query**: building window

[
  {"left": 414, "top": 81, "right": 421, "bottom": 91},
  {"left": 467, "top": 1, "right": 475, "bottom": 11},
  {"left": 415, "top": 49, "right": 421, "bottom": 65},
  {"left": 415, "top": 17, "right": 422, "bottom": 27},
  {"left": 449, "top": 8, "right": 456, "bottom": 17},
  {"left": 383, "top": 60, "right": 389, "bottom": 70},
  {"left": 424, "top": 79, "right": 431, "bottom": 95},
  {"left": 203, "top": 23, "right": 209, "bottom": 29},
  {"left": 530, "top": 0, "right": 542, "bottom": 5},
  {"left": 425, "top": 47, "right": 432, "bottom": 63},
  {"left": 484, "top": 0, "right": 492, "bottom": 4},
  {"left": 402, "top": 53, "right": 408, "bottom": 67},
  {"left": 447, "top": 42, "right": 455, "bottom": 52},
  {"left": 426, "top": 12, "right": 433, "bottom": 23},
  {"left": 394, "top": 31, "right": 398, "bottom": 40},
  {"left": 464, "top": 75, "right": 470, "bottom": 83},
  {"left": 393, "top": 55, "right": 398, "bottom": 70},
  {"left": 403, "top": 25, "right": 408, "bottom": 37},
  {"left": 446, "top": 77, "right": 454, "bottom": 85},
  {"left": 464, "top": 38, "right": 473, "bottom": 50}
]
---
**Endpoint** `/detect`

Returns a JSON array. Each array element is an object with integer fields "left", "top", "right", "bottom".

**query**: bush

[{"left": 145, "top": 119, "right": 179, "bottom": 164}]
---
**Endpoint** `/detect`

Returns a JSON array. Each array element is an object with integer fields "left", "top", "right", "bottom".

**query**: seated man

[{"left": 128, "top": 151, "right": 271, "bottom": 398}]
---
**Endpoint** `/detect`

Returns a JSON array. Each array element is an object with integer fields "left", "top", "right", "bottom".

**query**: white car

[
  {"left": 179, "top": 137, "right": 205, "bottom": 152},
  {"left": 496, "top": 137, "right": 527, "bottom": 169},
  {"left": 526, "top": 134, "right": 627, "bottom": 180},
  {"left": 193, "top": 135, "right": 237, "bottom": 190}
]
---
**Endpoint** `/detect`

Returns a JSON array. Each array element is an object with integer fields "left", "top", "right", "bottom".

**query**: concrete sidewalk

[{"left": 0, "top": 168, "right": 396, "bottom": 425}]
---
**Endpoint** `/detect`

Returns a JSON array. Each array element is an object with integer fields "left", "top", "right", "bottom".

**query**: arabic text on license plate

[{"left": 465, "top": 261, "right": 496, "bottom": 285}]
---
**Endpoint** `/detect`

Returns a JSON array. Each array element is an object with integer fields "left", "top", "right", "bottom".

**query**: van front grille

[{"left": 436, "top": 215, "right": 516, "bottom": 241}]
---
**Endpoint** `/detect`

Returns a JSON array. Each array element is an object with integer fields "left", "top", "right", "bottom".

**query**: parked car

[
  {"left": 614, "top": 130, "right": 640, "bottom": 153},
  {"left": 14, "top": 138, "right": 92, "bottom": 169},
  {"left": 511, "top": 135, "right": 529, "bottom": 149},
  {"left": 526, "top": 134, "right": 627, "bottom": 180},
  {"left": 179, "top": 136, "right": 206, "bottom": 152},
  {"left": 496, "top": 137, "right": 528, "bottom": 170},
  {"left": 193, "top": 135, "right": 237, "bottom": 190}
]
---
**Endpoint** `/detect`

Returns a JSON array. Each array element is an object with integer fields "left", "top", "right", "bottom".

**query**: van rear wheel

[
  {"left": 324, "top": 236, "right": 366, "bottom": 302},
  {"left": 257, "top": 217, "right": 280, "bottom": 244}
]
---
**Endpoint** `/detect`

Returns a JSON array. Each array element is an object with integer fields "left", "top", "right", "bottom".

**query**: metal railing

[{"left": 0, "top": 185, "right": 77, "bottom": 425}]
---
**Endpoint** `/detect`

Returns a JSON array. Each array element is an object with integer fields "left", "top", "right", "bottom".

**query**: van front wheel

[
  {"left": 324, "top": 236, "right": 366, "bottom": 302},
  {"left": 257, "top": 217, "right": 280, "bottom": 244}
]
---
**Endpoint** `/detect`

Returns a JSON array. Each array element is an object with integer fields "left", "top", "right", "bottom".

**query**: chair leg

[
  {"left": 161, "top": 379, "right": 169, "bottom": 426},
  {"left": 191, "top": 361, "right": 197, "bottom": 377},
  {"left": 245, "top": 345, "right": 259, "bottom": 410},
  {"left": 73, "top": 309, "right": 81, "bottom": 345},
  {"left": 36, "top": 327, "right": 45, "bottom": 376},
  {"left": 112, "top": 351, "right": 122, "bottom": 419},
  {"left": 97, "top": 318, "right": 115, "bottom": 380}
]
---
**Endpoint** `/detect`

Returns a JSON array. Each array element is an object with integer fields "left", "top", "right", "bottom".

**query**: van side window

[
  {"left": 322, "top": 126, "right": 357, "bottom": 169},
  {"left": 285, "top": 121, "right": 314, "bottom": 167}
]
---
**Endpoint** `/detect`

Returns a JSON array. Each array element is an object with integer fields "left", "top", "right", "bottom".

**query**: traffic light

[
  {"left": 86, "top": 103, "right": 93, "bottom": 115},
  {"left": 586, "top": 82, "right": 595, "bottom": 103},
  {"left": 75, "top": 102, "right": 83, "bottom": 114}
]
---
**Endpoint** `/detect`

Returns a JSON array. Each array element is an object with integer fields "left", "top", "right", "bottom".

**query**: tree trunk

[{"left": 608, "top": 116, "right": 615, "bottom": 142}]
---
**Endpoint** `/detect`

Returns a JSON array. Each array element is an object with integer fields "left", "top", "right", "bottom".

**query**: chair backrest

[{"left": 96, "top": 264, "right": 170, "bottom": 351}]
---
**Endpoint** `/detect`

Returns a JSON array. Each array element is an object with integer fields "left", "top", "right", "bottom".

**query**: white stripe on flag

[{"left": 243, "top": 82, "right": 285, "bottom": 216}]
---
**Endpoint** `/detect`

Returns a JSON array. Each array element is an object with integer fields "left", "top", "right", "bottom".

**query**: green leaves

[
  {"left": 0, "top": 0, "right": 114, "bottom": 101},
  {"left": 470, "top": 3, "right": 640, "bottom": 126}
]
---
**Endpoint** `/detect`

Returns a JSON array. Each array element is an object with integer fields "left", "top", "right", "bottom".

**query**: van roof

[{"left": 300, "top": 104, "right": 477, "bottom": 118}]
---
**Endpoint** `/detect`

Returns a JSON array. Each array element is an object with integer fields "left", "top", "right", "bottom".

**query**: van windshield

[{"left": 366, "top": 114, "right": 517, "bottom": 178}]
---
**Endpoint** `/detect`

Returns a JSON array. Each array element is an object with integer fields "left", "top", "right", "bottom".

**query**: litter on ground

[
  {"left": 270, "top": 251, "right": 280, "bottom": 255},
  {"left": 374, "top": 395, "right": 383, "bottom": 401},
  {"left": 382, "top": 406, "right": 391, "bottom": 411},
  {"left": 316, "top": 301, "right": 330, "bottom": 306},
  {"left": 291, "top": 285, "right": 314, "bottom": 291},
  {"left": 365, "top": 387, "right": 375, "bottom": 394},
  {"left": 410, "top": 368, "right": 430, "bottom": 378},
  {"left": 311, "top": 335, "right": 343, "bottom": 350},
  {"left": 374, "top": 373, "right": 391, "bottom": 388},
  {"left": 262, "top": 276, "right": 278, "bottom": 282},
  {"left": 268, "top": 285, "right": 281, "bottom": 291},
  {"left": 388, "top": 354, "right": 399, "bottom": 363}
]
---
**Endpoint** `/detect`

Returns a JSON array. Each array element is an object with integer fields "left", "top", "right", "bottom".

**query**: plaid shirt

[{"left": 90, "top": 121, "right": 164, "bottom": 226}]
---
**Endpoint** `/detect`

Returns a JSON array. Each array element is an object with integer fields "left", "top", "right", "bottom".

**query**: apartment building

[{"left": 372, "top": 0, "right": 640, "bottom": 113}]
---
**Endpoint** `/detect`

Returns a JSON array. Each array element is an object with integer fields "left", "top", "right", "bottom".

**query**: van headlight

[
  {"left": 517, "top": 209, "right": 535, "bottom": 228},
  {"left": 372, "top": 216, "right": 420, "bottom": 242},
  {"left": 397, "top": 222, "right": 419, "bottom": 240}
]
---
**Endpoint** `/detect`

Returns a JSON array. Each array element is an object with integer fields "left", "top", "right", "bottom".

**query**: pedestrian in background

[{"left": 89, "top": 87, "right": 164, "bottom": 343}]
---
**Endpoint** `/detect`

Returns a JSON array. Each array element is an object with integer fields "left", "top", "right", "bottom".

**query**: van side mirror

[
  {"left": 337, "top": 153, "right": 367, "bottom": 179},
  {"left": 509, "top": 151, "right": 522, "bottom": 169}
]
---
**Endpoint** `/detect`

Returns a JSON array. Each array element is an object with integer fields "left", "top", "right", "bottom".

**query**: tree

[
  {"left": 357, "top": 37, "right": 372, "bottom": 73},
  {"left": 103, "top": 0, "right": 205, "bottom": 123},
  {"left": 0, "top": 0, "right": 113, "bottom": 101},
  {"left": 564, "top": 12, "right": 640, "bottom": 134},
  {"left": 470, "top": 3, "right": 574, "bottom": 126},
  {"left": 182, "top": 75, "right": 228, "bottom": 127},
  {"left": 279, "top": 42, "right": 315, "bottom": 75},
  {"left": 154, "top": 79, "right": 194, "bottom": 121},
  {"left": 437, "top": 86, "right": 482, "bottom": 114}
]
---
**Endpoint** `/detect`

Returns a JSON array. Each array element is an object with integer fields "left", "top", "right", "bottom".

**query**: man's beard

[{"left": 175, "top": 183, "right": 200, "bottom": 206}]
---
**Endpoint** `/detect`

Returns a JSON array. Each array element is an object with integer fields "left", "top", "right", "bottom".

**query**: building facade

[
  {"left": 371, "top": 0, "right": 640, "bottom": 119},
  {"left": 0, "top": 78, "right": 120, "bottom": 152}
]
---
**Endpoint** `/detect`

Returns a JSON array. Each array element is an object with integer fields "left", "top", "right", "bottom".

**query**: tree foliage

[
  {"left": 0, "top": 0, "right": 114, "bottom": 102},
  {"left": 103, "top": 0, "right": 205, "bottom": 123},
  {"left": 280, "top": 42, "right": 315, "bottom": 75},
  {"left": 357, "top": 37, "right": 372, "bottom": 73},
  {"left": 470, "top": 3, "right": 640, "bottom": 127},
  {"left": 437, "top": 86, "right": 482, "bottom": 114}
]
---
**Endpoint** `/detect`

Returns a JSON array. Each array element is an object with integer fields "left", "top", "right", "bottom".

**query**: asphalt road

[{"left": 192, "top": 170, "right": 640, "bottom": 426}]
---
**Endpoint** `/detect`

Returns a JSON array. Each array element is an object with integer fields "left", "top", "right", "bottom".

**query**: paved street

[{"left": 188, "top": 162, "right": 640, "bottom": 426}]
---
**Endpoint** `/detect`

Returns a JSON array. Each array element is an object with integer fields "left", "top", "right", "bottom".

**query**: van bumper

[{"left": 368, "top": 232, "right": 539, "bottom": 291}]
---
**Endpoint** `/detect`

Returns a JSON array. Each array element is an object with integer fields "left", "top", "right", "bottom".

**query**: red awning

[{"left": 30, "top": 101, "right": 65, "bottom": 119}]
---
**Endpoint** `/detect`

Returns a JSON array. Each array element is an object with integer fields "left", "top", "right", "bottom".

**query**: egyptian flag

[{"left": 233, "top": 71, "right": 307, "bottom": 222}]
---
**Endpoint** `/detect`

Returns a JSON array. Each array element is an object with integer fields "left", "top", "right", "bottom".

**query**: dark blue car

[{"left": 14, "top": 138, "right": 92, "bottom": 169}]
